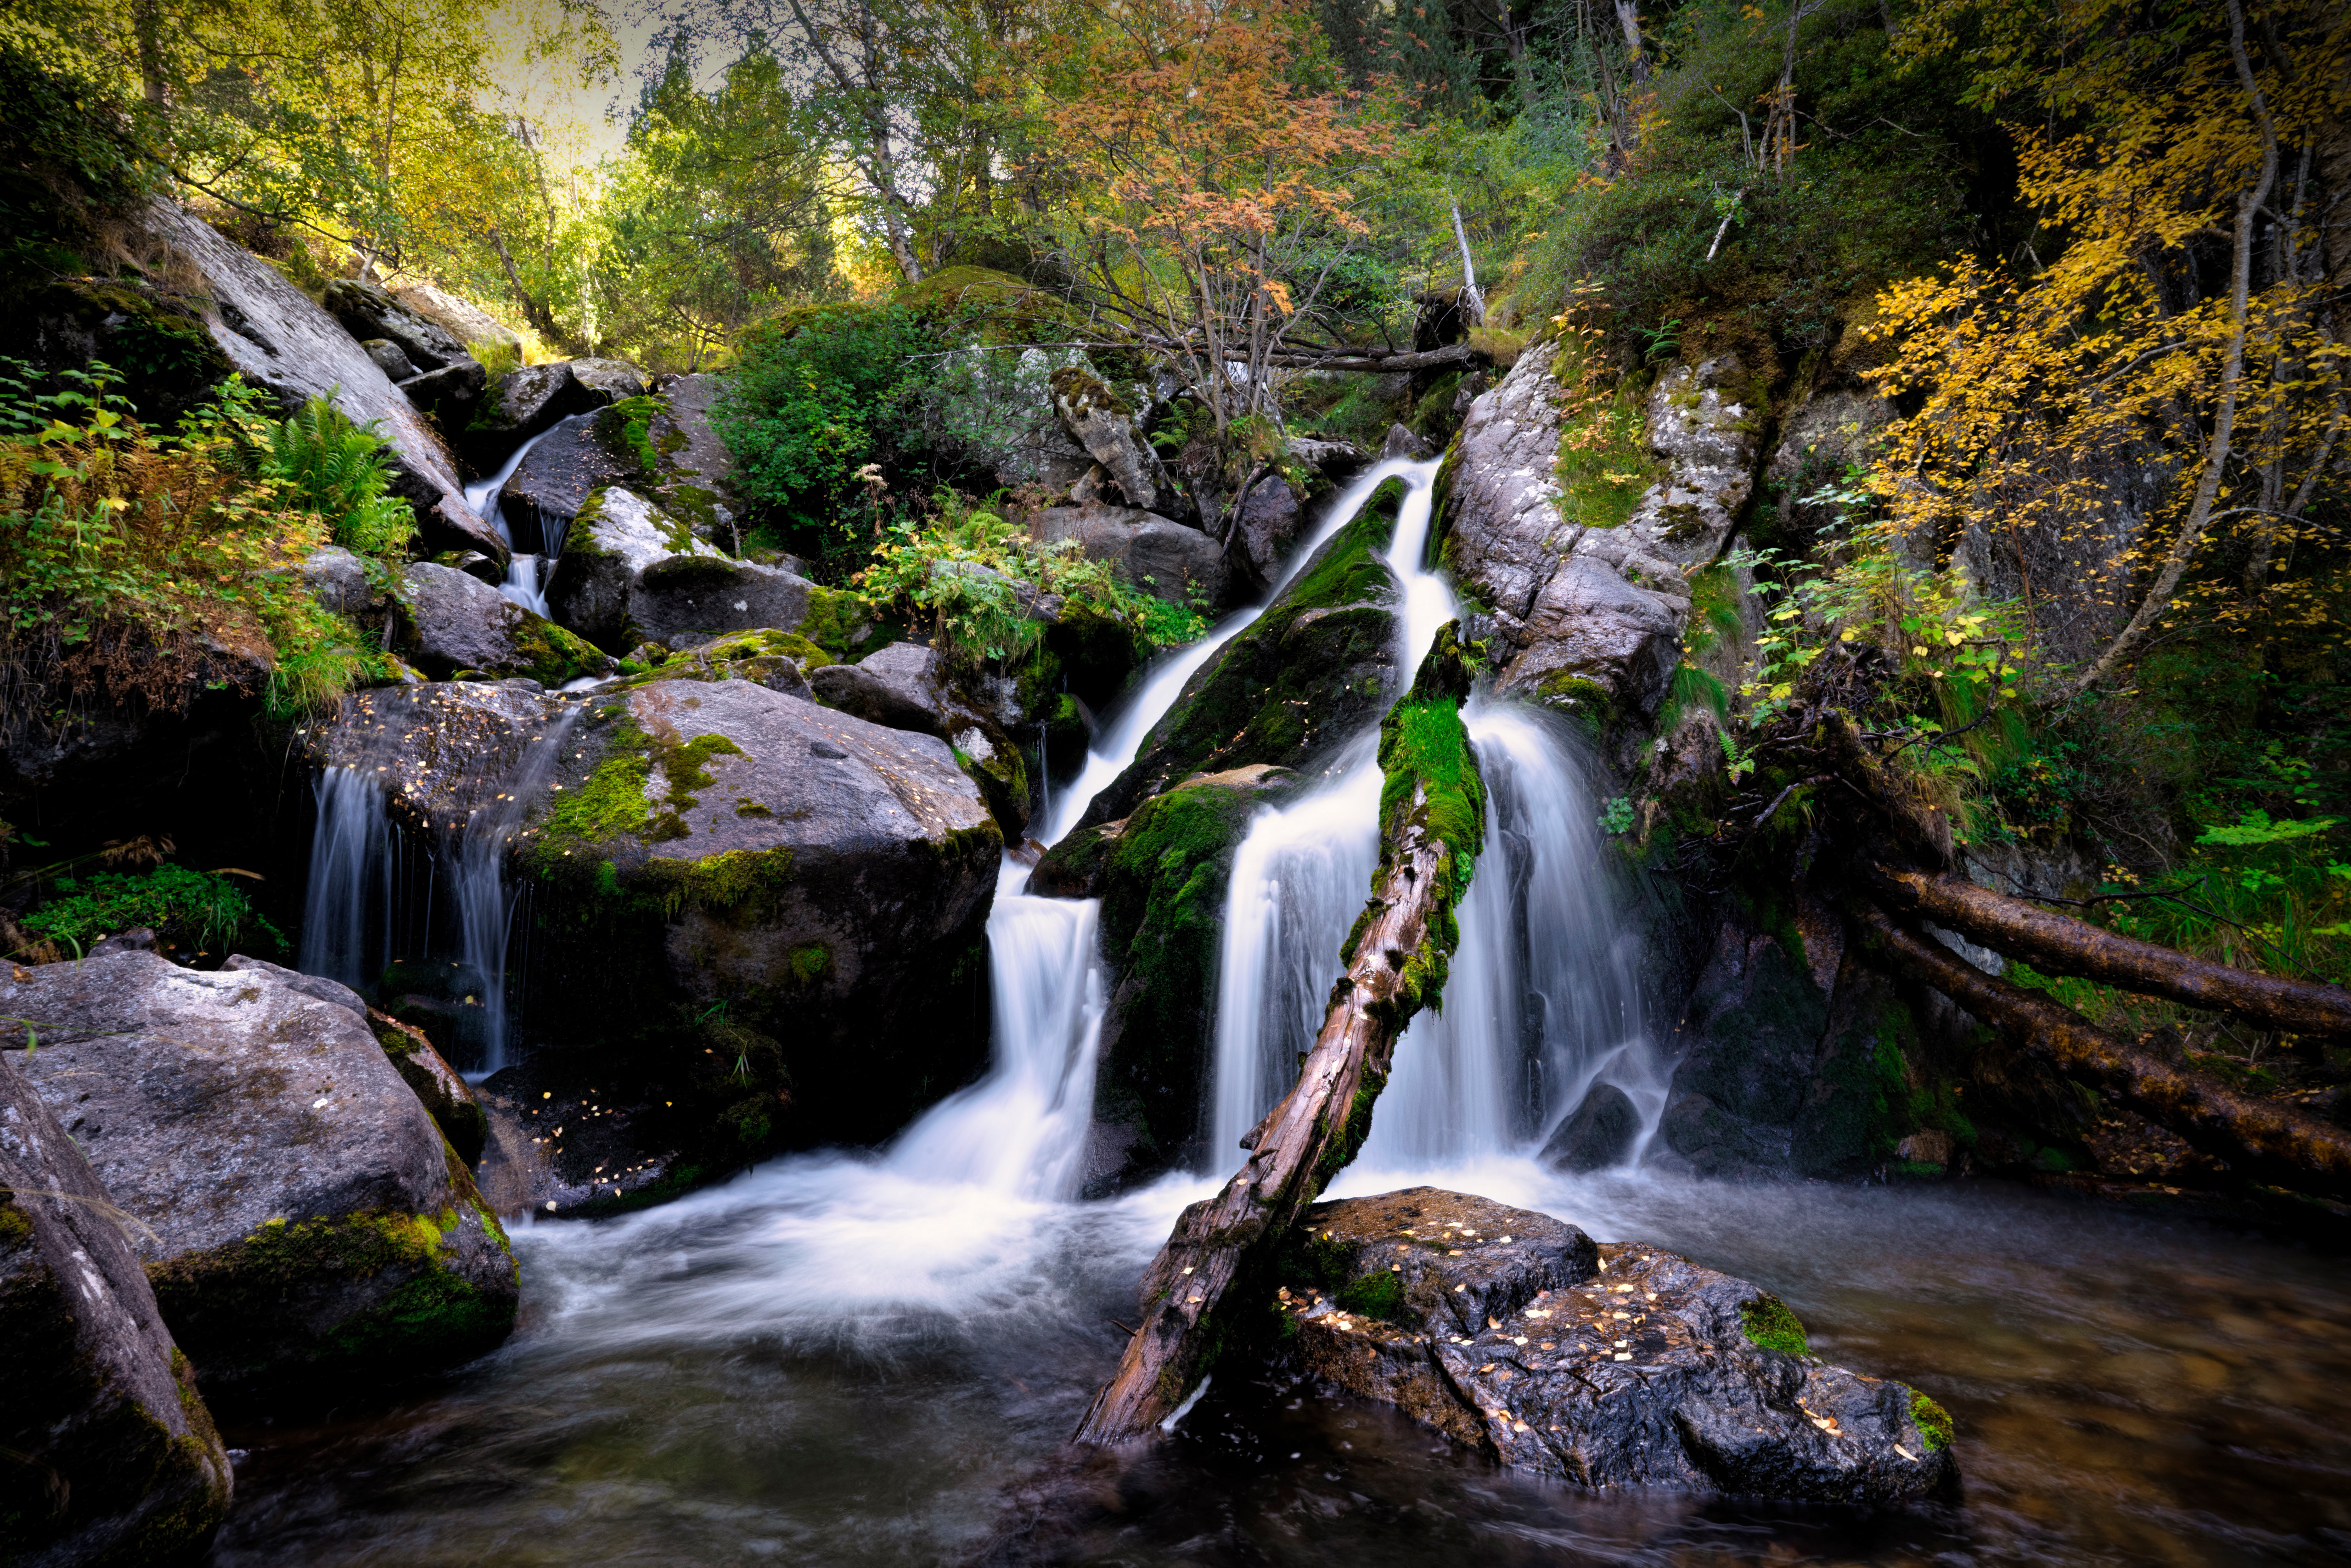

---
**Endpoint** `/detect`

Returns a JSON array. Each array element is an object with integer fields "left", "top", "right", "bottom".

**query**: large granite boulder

[
  {"left": 1440, "top": 345, "right": 1762, "bottom": 742},
  {"left": 1, "top": 1052, "right": 234, "bottom": 1564},
  {"left": 299, "top": 544, "right": 384, "bottom": 621},
  {"left": 544, "top": 488, "right": 871, "bottom": 658},
  {"left": 1070, "top": 478, "right": 1405, "bottom": 832},
  {"left": 1028, "top": 503, "right": 1227, "bottom": 610},
  {"left": 131, "top": 201, "right": 507, "bottom": 565},
  {"left": 1034, "top": 765, "right": 1294, "bottom": 1184},
  {"left": 1230, "top": 473, "right": 1307, "bottom": 588},
  {"left": 389, "top": 279, "right": 522, "bottom": 354},
  {"left": 810, "top": 641, "right": 1032, "bottom": 837},
  {"left": 322, "top": 278, "right": 487, "bottom": 424},
  {"left": 311, "top": 680, "right": 565, "bottom": 829},
  {"left": 398, "top": 560, "right": 610, "bottom": 685},
  {"left": 516, "top": 678, "right": 1002, "bottom": 1149},
  {"left": 0, "top": 952, "right": 522, "bottom": 1399},
  {"left": 1271, "top": 1189, "right": 1957, "bottom": 1502},
  {"left": 497, "top": 409, "right": 639, "bottom": 553}
]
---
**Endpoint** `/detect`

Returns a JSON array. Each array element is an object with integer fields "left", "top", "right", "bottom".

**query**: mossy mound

[{"left": 1073, "top": 478, "right": 1407, "bottom": 832}]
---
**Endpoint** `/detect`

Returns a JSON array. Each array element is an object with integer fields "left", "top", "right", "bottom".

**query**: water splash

[{"left": 463, "top": 414, "right": 591, "bottom": 618}]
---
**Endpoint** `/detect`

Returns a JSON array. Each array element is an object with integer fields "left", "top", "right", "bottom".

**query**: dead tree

[{"left": 1074, "top": 624, "right": 1485, "bottom": 1446}]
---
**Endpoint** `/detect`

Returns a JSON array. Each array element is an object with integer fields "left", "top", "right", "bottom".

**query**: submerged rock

[
  {"left": 1541, "top": 1082, "right": 1641, "bottom": 1172},
  {"left": 1273, "top": 1189, "right": 1957, "bottom": 1502},
  {"left": 0, "top": 952, "right": 521, "bottom": 1399},
  {"left": 516, "top": 678, "right": 1001, "bottom": 1151},
  {"left": 397, "top": 560, "right": 610, "bottom": 685},
  {"left": 1072, "top": 478, "right": 1405, "bottom": 832},
  {"left": 0, "top": 1052, "right": 234, "bottom": 1564}
]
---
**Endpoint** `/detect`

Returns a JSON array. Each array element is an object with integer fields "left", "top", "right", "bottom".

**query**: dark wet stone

[{"left": 1541, "top": 1082, "right": 1640, "bottom": 1172}]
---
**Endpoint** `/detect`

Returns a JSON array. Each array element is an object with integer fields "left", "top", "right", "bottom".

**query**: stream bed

[{"left": 209, "top": 1161, "right": 2351, "bottom": 1567}]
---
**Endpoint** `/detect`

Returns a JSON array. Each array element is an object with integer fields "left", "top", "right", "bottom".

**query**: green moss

[
  {"left": 786, "top": 942, "right": 830, "bottom": 987},
  {"left": 1908, "top": 1388, "right": 1955, "bottom": 1450},
  {"left": 641, "top": 847, "right": 798, "bottom": 922},
  {"left": 1738, "top": 1293, "right": 1811, "bottom": 1357},
  {"left": 1335, "top": 1267, "right": 1406, "bottom": 1321},
  {"left": 146, "top": 1204, "right": 515, "bottom": 1377},
  {"left": 796, "top": 584, "right": 878, "bottom": 661},
  {"left": 506, "top": 611, "right": 607, "bottom": 687}
]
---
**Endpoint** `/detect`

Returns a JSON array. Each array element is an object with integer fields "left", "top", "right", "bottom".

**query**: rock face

[
  {"left": 1036, "top": 765, "right": 1293, "bottom": 1184},
  {"left": 0, "top": 952, "right": 521, "bottom": 1398},
  {"left": 1272, "top": 1189, "right": 1957, "bottom": 1502},
  {"left": 0, "top": 1052, "right": 234, "bottom": 1565},
  {"left": 313, "top": 680, "right": 564, "bottom": 829},
  {"left": 1541, "top": 1082, "right": 1642, "bottom": 1172},
  {"left": 300, "top": 544, "right": 383, "bottom": 620},
  {"left": 498, "top": 411, "right": 639, "bottom": 553},
  {"left": 1230, "top": 474, "right": 1306, "bottom": 587},
  {"left": 1440, "top": 346, "right": 1762, "bottom": 740},
  {"left": 517, "top": 679, "right": 1002, "bottom": 1148},
  {"left": 545, "top": 488, "right": 867, "bottom": 658},
  {"left": 810, "top": 641, "right": 1033, "bottom": 837},
  {"left": 1072, "top": 478, "right": 1405, "bottom": 832},
  {"left": 460, "top": 358, "right": 651, "bottom": 475},
  {"left": 322, "top": 278, "right": 488, "bottom": 424},
  {"left": 398, "top": 560, "right": 609, "bottom": 684},
  {"left": 1028, "top": 503, "right": 1227, "bottom": 609},
  {"left": 1048, "top": 365, "right": 1171, "bottom": 510},
  {"left": 134, "top": 200, "right": 507, "bottom": 564},
  {"left": 389, "top": 279, "right": 522, "bottom": 354}
]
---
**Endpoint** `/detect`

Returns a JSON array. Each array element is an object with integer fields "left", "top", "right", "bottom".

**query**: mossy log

[
  {"left": 1856, "top": 905, "right": 2351, "bottom": 1198},
  {"left": 1864, "top": 864, "right": 2351, "bottom": 1040},
  {"left": 1073, "top": 624, "right": 1485, "bottom": 1446}
]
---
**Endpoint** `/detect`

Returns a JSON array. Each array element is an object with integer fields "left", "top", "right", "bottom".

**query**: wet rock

[
  {"left": 807, "top": 642, "right": 1032, "bottom": 836},
  {"left": 461, "top": 359, "right": 646, "bottom": 474},
  {"left": 1385, "top": 422, "right": 1433, "bottom": 460},
  {"left": 570, "top": 357, "right": 649, "bottom": 402},
  {"left": 1273, "top": 1188, "right": 1957, "bottom": 1502},
  {"left": 363, "top": 1006, "right": 490, "bottom": 1168},
  {"left": 300, "top": 543, "right": 382, "bottom": 618},
  {"left": 309, "top": 680, "right": 565, "bottom": 831},
  {"left": 134, "top": 200, "right": 506, "bottom": 566},
  {"left": 472, "top": 1057, "right": 704, "bottom": 1220},
  {"left": 0, "top": 952, "right": 521, "bottom": 1399},
  {"left": 0, "top": 1051, "right": 234, "bottom": 1565},
  {"left": 1028, "top": 503, "right": 1228, "bottom": 609},
  {"left": 1040, "top": 765, "right": 1296, "bottom": 1186},
  {"left": 397, "top": 560, "right": 609, "bottom": 685},
  {"left": 1049, "top": 365, "right": 1171, "bottom": 510},
  {"left": 396, "top": 356, "right": 489, "bottom": 423},
  {"left": 1541, "top": 1082, "right": 1641, "bottom": 1172},
  {"left": 442, "top": 549, "right": 505, "bottom": 585},
  {"left": 517, "top": 679, "right": 1001, "bottom": 1150},
  {"left": 1072, "top": 478, "right": 1404, "bottom": 832},
  {"left": 497, "top": 410, "right": 638, "bottom": 553},
  {"left": 1286, "top": 435, "right": 1363, "bottom": 478}
]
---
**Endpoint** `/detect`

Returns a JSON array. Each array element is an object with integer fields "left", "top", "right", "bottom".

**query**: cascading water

[
  {"left": 1208, "top": 460, "right": 1662, "bottom": 1171},
  {"left": 463, "top": 414, "right": 590, "bottom": 617},
  {"left": 298, "top": 765, "right": 399, "bottom": 992},
  {"left": 447, "top": 706, "right": 580, "bottom": 1075}
]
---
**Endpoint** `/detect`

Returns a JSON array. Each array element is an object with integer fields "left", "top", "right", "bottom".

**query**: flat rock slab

[
  {"left": 311, "top": 680, "right": 565, "bottom": 831},
  {"left": 0, "top": 952, "right": 519, "bottom": 1398},
  {"left": 1274, "top": 1188, "right": 1956, "bottom": 1503},
  {"left": 1, "top": 1051, "right": 232, "bottom": 1564}
]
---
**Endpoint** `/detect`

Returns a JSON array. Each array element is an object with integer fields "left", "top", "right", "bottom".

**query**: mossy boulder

[
  {"left": 1039, "top": 764, "right": 1296, "bottom": 1185},
  {"left": 0, "top": 1051, "right": 234, "bottom": 1565},
  {"left": 809, "top": 641, "right": 1033, "bottom": 838},
  {"left": 1071, "top": 477, "right": 1407, "bottom": 833},
  {"left": 397, "top": 560, "right": 610, "bottom": 686},
  {"left": 546, "top": 488, "right": 872, "bottom": 658},
  {"left": 514, "top": 678, "right": 1001, "bottom": 1152},
  {"left": 1274, "top": 1188, "right": 1957, "bottom": 1503},
  {"left": 0, "top": 952, "right": 521, "bottom": 1402}
]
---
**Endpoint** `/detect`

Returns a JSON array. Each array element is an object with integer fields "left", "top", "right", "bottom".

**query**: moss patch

[
  {"left": 1908, "top": 1387, "right": 1955, "bottom": 1450},
  {"left": 1739, "top": 1292, "right": 1811, "bottom": 1357}
]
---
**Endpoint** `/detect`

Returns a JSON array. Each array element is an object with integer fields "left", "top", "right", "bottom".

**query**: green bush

[{"left": 19, "top": 863, "right": 283, "bottom": 958}]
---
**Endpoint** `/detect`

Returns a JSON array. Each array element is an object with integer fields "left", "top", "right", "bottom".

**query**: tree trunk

[
  {"left": 1074, "top": 626, "right": 1485, "bottom": 1445},
  {"left": 1450, "top": 200, "right": 1486, "bottom": 329},
  {"left": 1863, "top": 865, "right": 2351, "bottom": 1039},
  {"left": 1856, "top": 905, "right": 2351, "bottom": 1198}
]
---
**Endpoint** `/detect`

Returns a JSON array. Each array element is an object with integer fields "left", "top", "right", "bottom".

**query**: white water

[
  {"left": 449, "top": 705, "right": 580, "bottom": 1076},
  {"left": 1208, "top": 461, "right": 1662, "bottom": 1171},
  {"left": 463, "top": 414, "right": 591, "bottom": 618},
  {"left": 298, "top": 765, "right": 397, "bottom": 991}
]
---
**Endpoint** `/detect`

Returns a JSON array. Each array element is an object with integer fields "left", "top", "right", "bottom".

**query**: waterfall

[
  {"left": 464, "top": 414, "right": 591, "bottom": 618},
  {"left": 299, "top": 766, "right": 397, "bottom": 991},
  {"left": 447, "top": 706, "right": 581, "bottom": 1075},
  {"left": 1207, "top": 462, "right": 1664, "bottom": 1173}
]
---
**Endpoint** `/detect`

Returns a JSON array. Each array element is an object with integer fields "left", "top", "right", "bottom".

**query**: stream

[{"left": 238, "top": 465, "right": 2351, "bottom": 1566}]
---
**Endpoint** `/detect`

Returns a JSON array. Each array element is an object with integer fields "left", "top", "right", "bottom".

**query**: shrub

[{"left": 17, "top": 863, "right": 283, "bottom": 959}]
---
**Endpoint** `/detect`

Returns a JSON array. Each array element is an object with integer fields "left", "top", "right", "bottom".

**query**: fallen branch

[
  {"left": 1074, "top": 624, "right": 1486, "bottom": 1445},
  {"left": 1856, "top": 905, "right": 2351, "bottom": 1198},
  {"left": 1864, "top": 864, "right": 2351, "bottom": 1039}
]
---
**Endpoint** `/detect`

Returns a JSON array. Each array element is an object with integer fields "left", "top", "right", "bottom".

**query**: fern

[{"left": 257, "top": 397, "right": 415, "bottom": 563}]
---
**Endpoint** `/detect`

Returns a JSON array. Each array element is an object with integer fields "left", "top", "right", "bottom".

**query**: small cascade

[
  {"left": 298, "top": 765, "right": 399, "bottom": 992},
  {"left": 1208, "top": 459, "right": 1665, "bottom": 1173},
  {"left": 464, "top": 415, "right": 591, "bottom": 618},
  {"left": 446, "top": 706, "right": 581, "bottom": 1075}
]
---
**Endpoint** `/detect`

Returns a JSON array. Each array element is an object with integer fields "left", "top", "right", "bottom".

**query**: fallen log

[
  {"left": 1073, "top": 624, "right": 1486, "bottom": 1445},
  {"left": 1864, "top": 863, "right": 2351, "bottom": 1040},
  {"left": 1855, "top": 904, "right": 2351, "bottom": 1199}
]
